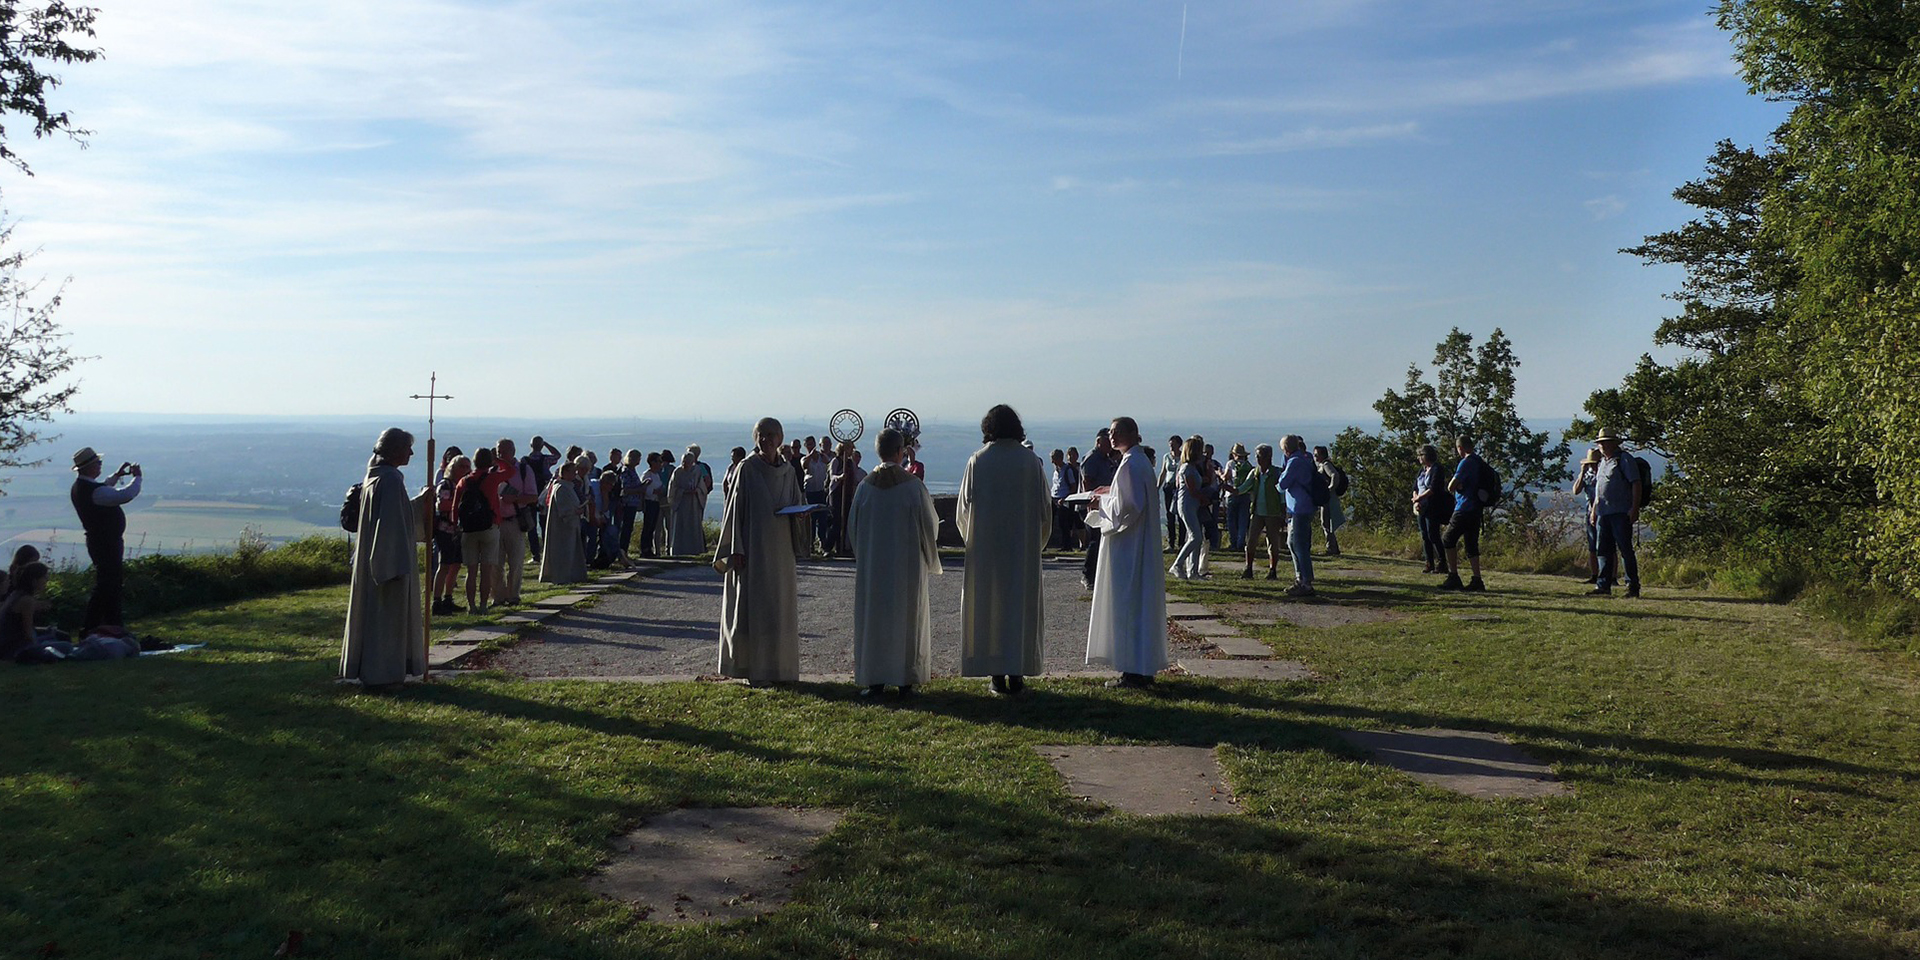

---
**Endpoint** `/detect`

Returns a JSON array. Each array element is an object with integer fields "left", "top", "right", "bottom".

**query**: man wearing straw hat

[
  {"left": 1586, "top": 430, "right": 1644, "bottom": 598},
  {"left": 68, "top": 447, "right": 143, "bottom": 631}
]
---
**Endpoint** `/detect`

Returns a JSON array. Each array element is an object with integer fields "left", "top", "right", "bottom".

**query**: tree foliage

[
  {"left": 0, "top": 219, "right": 78, "bottom": 472},
  {"left": 0, "top": 1, "right": 100, "bottom": 174},
  {"left": 1337, "top": 328, "right": 1569, "bottom": 530},
  {"left": 1584, "top": 3, "right": 1920, "bottom": 596}
]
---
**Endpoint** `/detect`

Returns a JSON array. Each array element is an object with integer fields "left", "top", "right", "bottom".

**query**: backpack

[
  {"left": 457, "top": 480, "right": 495, "bottom": 533},
  {"left": 1328, "top": 464, "right": 1349, "bottom": 498},
  {"left": 339, "top": 483, "right": 363, "bottom": 532},
  {"left": 1473, "top": 457, "right": 1502, "bottom": 507},
  {"left": 1308, "top": 466, "right": 1332, "bottom": 508},
  {"left": 1630, "top": 454, "right": 1655, "bottom": 509}
]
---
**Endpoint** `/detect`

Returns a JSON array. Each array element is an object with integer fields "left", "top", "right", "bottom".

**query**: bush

[{"left": 43, "top": 534, "right": 353, "bottom": 629}]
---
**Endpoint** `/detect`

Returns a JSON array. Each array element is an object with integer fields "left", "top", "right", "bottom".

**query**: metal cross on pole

[{"left": 410, "top": 373, "right": 453, "bottom": 678}]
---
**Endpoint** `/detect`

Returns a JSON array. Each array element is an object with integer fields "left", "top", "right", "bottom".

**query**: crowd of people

[
  {"left": 335, "top": 417, "right": 1651, "bottom": 688},
  {"left": 1046, "top": 431, "right": 1350, "bottom": 599},
  {"left": 422, "top": 436, "right": 720, "bottom": 616}
]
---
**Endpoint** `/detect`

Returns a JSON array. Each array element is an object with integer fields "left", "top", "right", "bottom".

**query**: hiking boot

[
  {"left": 1239, "top": 568, "right": 1254, "bottom": 580},
  {"left": 1265, "top": 569, "right": 1279, "bottom": 581},
  {"left": 1465, "top": 577, "right": 1485, "bottom": 592},
  {"left": 1439, "top": 574, "right": 1464, "bottom": 590},
  {"left": 1285, "top": 582, "right": 1316, "bottom": 598},
  {"left": 1585, "top": 586, "right": 1612, "bottom": 597},
  {"left": 1625, "top": 584, "right": 1641, "bottom": 598}
]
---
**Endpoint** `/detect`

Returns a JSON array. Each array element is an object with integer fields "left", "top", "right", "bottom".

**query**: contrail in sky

[{"left": 1177, "top": 4, "right": 1187, "bottom": 79}]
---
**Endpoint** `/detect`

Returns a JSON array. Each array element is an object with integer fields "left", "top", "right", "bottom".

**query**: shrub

[{"left": 43, "top": 535, "right": 353, "bottom": 630}]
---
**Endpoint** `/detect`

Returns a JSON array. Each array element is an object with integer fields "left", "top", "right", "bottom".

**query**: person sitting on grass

[
  {"left": 2, "top": 543, "right": 40, "bottom": 597},
  {"left": 2, "top": 561, "right": 59, "bottom": 662}
]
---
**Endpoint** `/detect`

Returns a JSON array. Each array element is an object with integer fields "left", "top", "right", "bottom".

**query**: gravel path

[{"left": 487, "top": 557, "right": 1107, "bottom": 679}]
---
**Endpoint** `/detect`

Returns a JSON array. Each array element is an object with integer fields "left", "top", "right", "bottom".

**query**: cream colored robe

[
  {"left": 1086, "top": 447, "right": 1169, "bottom": 674},
  {"left": 540, "top": 480, "right": 588, "bottom": 584},
  {"left": 849, "top": 464, "right": 941, "bottom": 687},
  {"left": 717, "top": 453, "right": 802, "bottom": 682},
  {"left": 340, "top": 459, "right": 427, "bottom": 684},
  {"left": 956, "top": 439, "right": 1052, "bottom": 676},
  {"left": 669, "top": 466, "right": 708, "bottom": 556}
]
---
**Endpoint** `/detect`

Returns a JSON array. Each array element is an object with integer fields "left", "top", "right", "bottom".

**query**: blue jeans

[
  {"left": 1171, "top": 493, "right": 1207, "bottom": 578},
  {"left": 1288, "top": 513, "right": 1314, "bottom": 585},
  {"left": 1596, "top": 512, "right": 1638, "bottom": 589},
  {"left": 1226, "top": 496, "right": 1250, "bottom": 551}
]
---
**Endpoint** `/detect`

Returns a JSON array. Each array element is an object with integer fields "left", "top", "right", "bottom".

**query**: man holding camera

[{"left": 69, "top": 447, "right": 143, "bottom": 631}]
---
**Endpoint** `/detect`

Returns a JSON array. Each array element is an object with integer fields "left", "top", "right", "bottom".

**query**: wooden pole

[{"left": 410, "top": 373, "right": 452, "bottom": 679}]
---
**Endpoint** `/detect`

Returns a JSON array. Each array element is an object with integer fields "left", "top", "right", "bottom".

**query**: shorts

[
  {"left": 461, "top": 526, "right": 501, "bottom": 565},
  {"left": 1441, "top": 509, "right": 1481, "bottom": 557},
  {"left": 433, "top": 529, "right": 463, "bottom": 567},
  {"left": 1249, "top": 514, "right": 1287, "bottom": 551}
]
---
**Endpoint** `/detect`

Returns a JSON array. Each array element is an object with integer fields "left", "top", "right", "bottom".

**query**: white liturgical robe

[
  {"left": 849, "top": 463, "right": 942, "bottom": 687},
  {"left": 956, "top": 439, "right": 1052, "bottom": 677},
  {"left": 716, "top": 453, "right": 803, "bottom": 682},
  {"left": 340, "top": 459, "right": 427, "bottom": 685},
  {"left": 1085, "top": 446, "right": 1169, "bottom": 674}
]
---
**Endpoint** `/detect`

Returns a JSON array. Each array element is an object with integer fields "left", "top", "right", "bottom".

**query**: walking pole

[{"left": 411, "top": 373, "right": 452, "bottom": 679}]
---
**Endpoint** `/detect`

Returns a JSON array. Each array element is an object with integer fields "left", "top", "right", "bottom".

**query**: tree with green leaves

[
  {"left": 0, "top": 2, "right": 99, "bottom": 479},
  {"left": 1336, "top": 328, "right": 1569, "bottom": 530},
  {"left": 1712, "top": 0, "right": 1920, "bottom": 595}
]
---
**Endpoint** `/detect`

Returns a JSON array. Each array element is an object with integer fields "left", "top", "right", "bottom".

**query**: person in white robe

[
  {"left": 1085, "top": 416, "right": 1170, "bottom": 688},
  {"left": 956, "top": 404, "right": 1051, "bottom": 695},
  {"left": 717, "top": 417, "right": 804, "bottom": 685},
  {"left": 340, "top": 428, "right": 428, "bottom": 686},
  {"left": 669, "top": 451, "right": 709, "bottom": 557},
  {"left": 540, "top": 464, "right": 588, "bottom": 584},
  {"left": 849, "top": 428, "right": 942, "bottom": 698}
]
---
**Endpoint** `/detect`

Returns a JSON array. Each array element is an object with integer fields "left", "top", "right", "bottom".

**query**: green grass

[{"left": 4, "top": 553, "right": 1919, "bottom": 958}]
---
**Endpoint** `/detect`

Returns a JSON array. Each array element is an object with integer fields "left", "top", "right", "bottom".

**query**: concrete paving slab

[
  {"left": 600, "top": 572, "right": 639, "bottom": 582},
  {"left": 1338, "top": 728, "right": 1570, "bottom": 799},
  {"left": 500, "top": 609, "right": 559, "bottom": 624},
  {"left": 1036, "top": 745, "right": 1237, "bottom": 817},
  {"left": 1179, "top": 619, "right": 1241, "bottom": 638},
  {"left": 533, "top": 594, "right": 593, "bottom": 608},
  {"left": 1165, "top": 602, "right": 1212, "bottom": 619},
  {"left": 1452, "top": 614, "right": 1502, "bottom": 622},
  {"left": 1207, "top": 636, "right": 1273, "bottom": 659},
  {"left": 1177, "top": 658, "right": 1315, "bottom": 681},
  {"left": 588, "top": 807, "right": 845, "bottom": 924}
]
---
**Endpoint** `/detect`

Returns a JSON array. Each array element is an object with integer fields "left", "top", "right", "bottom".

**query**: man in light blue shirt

[
  {"left": 1586, "top": 430, "right": 1644, "bottom": 598},
  {"left": 1276, "top": 435, "right": 1317, "bottom": 597}
]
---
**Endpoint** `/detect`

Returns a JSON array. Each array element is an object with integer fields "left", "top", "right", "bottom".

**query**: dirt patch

[
  {"left": 587, "top": 807, "right": 844, "bottom": 924},
  {"left": 1227, "top": 601, "right": 1405, "bottom": 629}
]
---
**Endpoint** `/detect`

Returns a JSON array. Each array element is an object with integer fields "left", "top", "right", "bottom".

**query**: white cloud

[
  {"left": 1201, "top": 122, "right": 1420, "bottom": 156},
  {"left": 1584, "top": 195, "right": 1627, "bottom": 220}
]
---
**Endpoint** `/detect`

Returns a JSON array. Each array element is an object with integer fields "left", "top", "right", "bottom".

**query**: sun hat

[
  {"left": 1593, "top": 429, "right": 1624, "bottom": 443},
  {"left": 1581, "top": 449, "right": 1602, "bottom": 465},
  {"left": 71, "top": 447, "right": 101, "bottom": 470}
]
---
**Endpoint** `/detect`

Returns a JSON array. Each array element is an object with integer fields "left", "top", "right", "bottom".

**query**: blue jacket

[{"left": 1278, "top": 451, "right": 1316, "bottom": 516}]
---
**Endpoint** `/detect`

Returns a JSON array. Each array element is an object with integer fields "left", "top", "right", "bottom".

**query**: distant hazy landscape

[{"left": 4, "top": 412, "right": 1592, "bottom": 567}]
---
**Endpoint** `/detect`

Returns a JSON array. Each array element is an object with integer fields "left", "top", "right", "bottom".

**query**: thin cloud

[{"left": 1201, "top": 122, "right": 1420, "bottom": 156}]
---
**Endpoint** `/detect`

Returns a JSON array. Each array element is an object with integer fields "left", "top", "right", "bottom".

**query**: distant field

[{"left": 0, "top": 495, "right": 343, "bottom": 565}]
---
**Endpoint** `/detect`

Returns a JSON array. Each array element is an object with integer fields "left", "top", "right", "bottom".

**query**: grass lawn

[{"left": 4, "top": 554, "right": 1918, "bottom": 958}]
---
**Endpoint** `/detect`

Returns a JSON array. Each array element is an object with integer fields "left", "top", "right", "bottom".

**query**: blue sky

[{"left": 4, "top": 0, "right": 1785, "bottom": 424}]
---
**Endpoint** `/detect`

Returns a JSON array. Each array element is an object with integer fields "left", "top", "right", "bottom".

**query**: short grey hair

[
  {"left": 374, "top": 428, "right": 414, "bottom": 457},
  {"left": 876, "top": 428, "right": 905, "bottom": 460}
]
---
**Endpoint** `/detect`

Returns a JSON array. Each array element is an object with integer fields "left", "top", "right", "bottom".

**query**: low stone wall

[{"left": 932, "top": 494, "right": 964, "bottom": 547}]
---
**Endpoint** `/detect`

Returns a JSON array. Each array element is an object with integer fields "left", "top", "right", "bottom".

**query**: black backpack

[
  {"left": 1328, "top": 464, "right": 1349, "bottom": 498},
  {"left": 457, "top": 481, "right": 495, "bottom": 532},
  {"left": 1308, "top": 466, "right": 1332, "bottom": 508},
  {"left": 1473, "top": 457, "right": 1502, "bottom": 508},
  {"left": 339, "top": 483, "right": 363, "bottom": 532},
  {"left": 1630, "top": 454, "right": 1656, "bottom": 508}
]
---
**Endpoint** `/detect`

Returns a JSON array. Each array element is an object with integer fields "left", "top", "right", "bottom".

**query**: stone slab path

[
  {"left": 1338, "top": 728, "right": 1570, "bottom": 799},
  {"left": 489, "top": 558, "right": 1099, "bottom": 679},
  {"left": 1207, "top": 635, "right": 1274, "bottom": 659},
  {"left": 1226, "top": 601, "right": 1404, "bottom": 629},
  {"left": 1178, "top": 658, "right": 1316, "bottom": 682},
  {"left": 587, "top": 807, "right": 845, "bottom": 924},
  {"left": 1035, "top": 745, "right": 1238, "bottom": 816}
]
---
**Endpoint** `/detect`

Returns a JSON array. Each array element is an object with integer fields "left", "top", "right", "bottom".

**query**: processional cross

[{"left": 409, "top": 373, "right": 453, "bottom": 677}]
